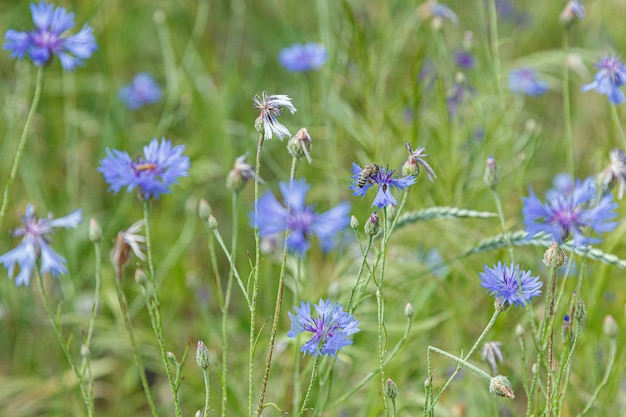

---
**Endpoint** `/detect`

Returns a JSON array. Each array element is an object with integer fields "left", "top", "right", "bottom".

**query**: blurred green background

[{"left": 0, "top": 0, "right": 625, "bottom": 416}]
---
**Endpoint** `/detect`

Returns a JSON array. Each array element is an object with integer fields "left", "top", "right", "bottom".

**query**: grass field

[{"left": 0, "top": 1, "right": 625, "bottom": 416}]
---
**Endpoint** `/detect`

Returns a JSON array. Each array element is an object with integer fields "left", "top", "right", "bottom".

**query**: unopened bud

[
  {"left": 364, "top": 212, "right": 380, "bottom": 236},
  {"left": 208, "top": 215, "right": 218, "bottom": 230},
  {"left": 167, "top": 351, "right": 176, "bottom": 364},
  {"left": 287, "top": 128, "right": 313, "bottom": 163},
  {"left": 603, "top": 315, "right": 618, "bottom": 337},
  {"left": 494, "top": 298, "right": 510, "bottom": 312},
  {"left": 226, "top": 153, "right": 261, "bottom": 192},
  {"left": 560, "top": 1, "right": 585, "bottom": 28},
  {"left": 489, "top": 375, "right": 515, "bottom": 399},
  {"left": 350, "top": 215, "right": 359, "bottom": 230},
  {"left": 198, "top": 199, "right": 212, "bottom": 220},
  {"left": 543, "top": 242, "right": 567, "bottom": 267},
  {"left": 561, "top": 315, "right": 572, "bottom": 344},
  {"left": 196, "top": 340, "right": 211, "bottom": 369},
  {"left": 80, "top": 344, "right": 90, "bottom": 357},
  {"left": 575, "top": 297, "right": 586, "bottom": 321},
  {"left": 515, "top": 324, "right": 525, "bottom": 337},
  {"left": 134, "top": 268, "right": 148, "bottom": 286},
  {"left": 385, "top": 378, "right": 398, "bottom": 400},
  {"left": 89, "top": 218, "right": 102, "bottom": 243},
  {"left": 404, "top": 303, "right": 414, "bottom": 319},
  {"left": 483, "top": 156, "right": 499, "bottom": 189}
]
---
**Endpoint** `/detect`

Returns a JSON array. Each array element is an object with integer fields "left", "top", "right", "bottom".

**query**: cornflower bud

[
  {"left": 489, "top": 375, "right": 515, "bottom": 399},
  {"left": 196, "top": 340, "right": 211, "bottom": 369},
  {"left": 89, "top": 218, "right": 102, "bottom": 243},
  {"left": 603, "top": 315, "right": 618, "bottom": 337},
  {"left": 543, "top": 242, "right": 567, "bottom": 267},
  {"left": 385, "top": 378, "right": 399, "bottom": 400},
  {"left": 226, "top": 153, "right": 262, "bottom": 192},
  {"left": 287, "top": 128, "right": 313, "bottom": 163},
  {"left": 350, "top": 215, "right": 359, "bottom": 230},
  {"left": 483, "top": 156, "right": 499, "bottom": 189},
  {"left": 198, "top": 199, "right": 212, "bottom": 220},
  {"left": 404, "top": 302, "right": 414, "bottom": 319},
  {"left": 364, "top": 212, "right": 380, "bottom": 236},
  {"left": 515, "top": 324, "right": 525, "bottom": 337},
  {"left": 208, "top": 215, "right": 218, "bottom": 230},
  {"left": 560, "top": 1, "right": 585, "bottom": 28}
]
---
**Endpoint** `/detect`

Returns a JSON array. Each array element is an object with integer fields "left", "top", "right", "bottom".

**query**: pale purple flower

[
  {"left": 287, "top": 298, "right": 360, "bottom": 357},
  {"left": 98, "top": 138, "right": 190, "bottom": 200},
  {"left": 119, "top": 73, "right": 162, "bottom": 110},
  {"left": 560, "top": 1, "right": 586, "bottom": 25},
  {"left": 482, "top": 341, "right": 503, "bottom": 375},
  {"left": 403, "top": 142, "right": 436, "bottom": 180},
  {"left": 430, "top": 3, "right": 459, "bottom": 25},
  {"left": 350, "top": 163, "right": 415, "bottom": 209},
  {"left": 523, "top": 177, "right": 618, "bottom": 246},
  {"left": 279, "top": 43, "right": 327, "bottom": 72},
  {"left": 0, "top": 205, "right": 82, "bottom": 286},
  {"left": 509, "top": 68, "right": 548, "bottom": 96},
  {"left": 3, "top": 1, "right": 97, "bottom": 71},
  {"left": 251, "top": 179, "right": 351, "bottom": 256},
  {"left": 599, "top": 149, "right": 626, "bottom": 199},
  {"left": 479, "top": 262, "right": 542, "bottom": 307},
  {"left": 582, "top": 56, "right": 626, "bottom": 104},
  {"left": 252, "top": 92, "right": 296, "bottom": 140},
  {"left": 454, "top": 51, "right": 474, "bottom": 70}
]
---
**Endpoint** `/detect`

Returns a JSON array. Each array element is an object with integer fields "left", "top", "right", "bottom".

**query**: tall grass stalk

[
  {"left": 561, "top": 30, "right": 575, "bottom": 176},
  {"left": 0, "top": 67, "right": 43, "bottom": 231}
]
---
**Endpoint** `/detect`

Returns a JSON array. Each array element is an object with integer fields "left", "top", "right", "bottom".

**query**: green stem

[
  {"left": 0, "top": 66, "right": 44, "bottom": 231},
  {"left": 487, "top": 0, "right": 503, "bottom": 107},
  {"left": 211, "top": 223, "right": 250, "bottom": 306},
  {"left": 347, "top": 235, "right": 373, "bottom": 313},
  {"left": 562, "top": 30, "right": 575, "bottom": 177},
  {"left": 427, "top": 346, "right": 492, "bottom": 381},
  {"left": 249, "top": 134, "right": 265, "bottom": 416},
  {"left": 203, "top": 367, "right": 211, "bottom": 417},
  {"left": 376, "top": 209, "right": 390, "bottom": 416},
  {"left": 490, "top": 188, "right": 515, "bottom": 264},
  {"left": 610, "top": 103, "right": 626, "bottom": 148},
  {"left": 35, "top": 270, "right": 93, "bottom": 417},
  {"left": 221, "top": 191, "right": 238, "bottom": 417},
  {"left": 143, "top": 201, "right": 183, "bottom": 417},
  {"left": 114, "top": 270, "right": 159, "bottom": 417},
  {"left": 298, "top": 356, "right": 321, "bottom": 417},
  {"left": 576, "top": 337, "right": 617, "bottom": 417}
]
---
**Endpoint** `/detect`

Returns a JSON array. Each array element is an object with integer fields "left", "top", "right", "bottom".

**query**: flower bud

[
  {"left": 134, "top": 268, "right": 149, "bottom": 287},
  {"left": 208, "top": 215, "right": 218, "bottom": 230},
  {"left": 198, "top": 199, "right": 212, "bottom": 220},
  {"left": 575, "top": 297, "right": 586, "bottom": 322},
  {"left": 560, "top": 1, "right": 585, "bottom": 28},
  {"left": 89, "top": 218, "right": 102, "bottom": 243},
  {"left": 167, "top": 351, "right": 177, "bottom": 364},
  {"left": 364, "top": 212, "right": 380, "bottom": 236},
  {"left": 404, "top": 302, "right": 414, "bottom": 319},
  {"left": 543, "top": 242, "right": 567, "bottom": 267},
  {"left": 350, "top": 215, "right": 359, "bottom": 230},
  {"left": 80, "top": 344, "right": 90, "bottom": 357},
  {"left": 515, "top": 324, "right": 525, "bottom": 337},
  {"left": 385, "top": 378, "right": 398, "bottom": 400},
  {"left": 483, "top": 156, "right": 499, "bottom": 189},
  {"left": 287, "top": 128, "right": 313, "bottom": 163},
  {"left": 603, "top": 315, "right": 618, "bottom": 337},
  {"left": 196, "top": 340, "right": 211, "bottom": 369},
  {"left": 489, "top": 375, "right": 515, "bottom": 399},
  {"left": 494, "top": 298, "right": 510, "bottom": 312},
  {"left": 226, "top": 153, "right": 262, "bottom": 192},
  {"left": 561, "top": 315, "right": 572, "bottom": 344}
]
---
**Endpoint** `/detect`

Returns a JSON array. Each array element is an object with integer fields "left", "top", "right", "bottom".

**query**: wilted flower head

[
  {"left": 251, "top": 179, "right": 351, "bottom": 256},
  {"left": 509, "top": 68, "right": 548, "bottom": 96},
  {"left": 287, "top": 128, "right": 313, "bottom": 163},
  {"left": 0, "top": 204, "right": 82, "bottom": 286},
  {"left": 98, "top": 138, "right": 190, "bottom": 200},
  {"left": 350, "top": 163, "right": 416, "bottom": 209},
  {"left": 523, "top": 177, "right": 618, "bottom": 246},
  {"left": 119, "top": 73, "right": 162, "bottom": 110},
  {"left": 403, "top": 142, "right": 436, "bottom": 180},
  {"left": 279, "top": 43, "right": 327, "bottom": 72},
  {"left": 599, "top": 148, "right": 626, "bottom": 199},
  {"left": 481, "top": 341, "right": 503, "bottom": 375},
  {"left": 226, "top": 153, "right": 262, "bottom": 192},
  {"left": 287, "top": 298, "right": 360, "bottom": 357},
  {"left": 582, "top": 56, "right": 626, "bottom": 104},
  {"left": 111, "top": 220, "right": 146, "bottom": 274},
  {"left": 3, "top": 1, "right": 97, "bottom": 71},
  {"left": 252, "top": 92, "right": 297, "bottom": 140},
  {"left": 479, "top": 262, "right": 542, "bottom": 308},
  {"left": 560, "top": 1, "right": 585, "bottom": 27}
]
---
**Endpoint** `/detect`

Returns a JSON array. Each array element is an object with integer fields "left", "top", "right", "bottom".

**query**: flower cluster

[
  {"left": 350, "top": 163, "right": 415, "bottom": 209},
  {"left": 582, "top": 56, "right": 626, "bottom": 104},
  {"left": 98, "top": 138, "right": 190, "bottom": 200},
  {"left": 3, "top": 1, "right": 97, "bottom": 71},
  {"left": 279, "top": 43, "right": 327, "bottom": 72},
  {"left": 0, "top": 205, "right": 82, "bottom": 286},
  {"left": 288, "top": 298, "right": 360, "bottom": 357},
  {"left": 523, "top": 177, "right": 618, "bottom": 246},
  {"left": 479, "top": 262, "right": 542, "bottom": 308},
  {"left": 251, "top": 179, "right": 351, "bottom": 256},
  {"left": 119, "top": 73, "right": 162, "bottom": 110}
]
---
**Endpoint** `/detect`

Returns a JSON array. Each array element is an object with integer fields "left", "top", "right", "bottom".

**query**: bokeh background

[{"left": 0, "top": 0, "right": 625, "bottom": 416}]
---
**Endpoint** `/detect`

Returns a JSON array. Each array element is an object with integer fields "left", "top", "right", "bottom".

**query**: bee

[{"left": 357, "top": 163, "right": 380, "bottom": 187}]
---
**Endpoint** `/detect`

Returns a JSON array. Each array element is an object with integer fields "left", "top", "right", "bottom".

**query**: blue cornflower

[
  {"left": 0, "top": 205, "right": 82, "bottom": 287},
  {"left": 251, "top": 179, "right": 351, "bottom": 256},
  {"left": 98, "top": 138, "right": 190, "bottom": 200},
  {"left": 279, "top": 43, "right": 327, "bottom": 72},
  {"left": 479, "top": 262, "right": 542, "bottom": 307},
  {"left": 582, "top": 56, "right": 626, "bottom": 104},
  {"left": 454, "top": 51, "right": 474, "bottom": 70},
  {"left": 3, "top": 2, "right": 97, "bottom": 71},
  {"left": 523, "top": 177, "right": 618, "bottom": 246},
  {"left": 287, "top": 298, "right": 360, "bottom": 357},
  {"left": 509, "top": 68, "right": 548, "bottom": 96},
  {"left": 252, "top": 92, "right": 297, "bottom": 140},
  {"left": 350, "top": 163, "right": 416, "bottom": 209},
  {"left": 119, "top": 73, "right": 162, "bottom": 110}
]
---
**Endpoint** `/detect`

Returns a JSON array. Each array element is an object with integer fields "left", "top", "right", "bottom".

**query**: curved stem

[
  {"left": 0, "top": 66, "right": 44, "bottom": 230},
  {"left": 298, "top": 356, "right": 321, "bottom": 417}
]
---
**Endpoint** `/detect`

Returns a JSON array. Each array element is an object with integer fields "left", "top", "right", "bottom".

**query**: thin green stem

[
  {"left": 211, "top": 223, "right": 250, "bottom": 306},
  {"left": 487, "top": 0, "right": 503, "bottom": 107},
  {"left": 490, "top": 188, "right": 515, "bottom": 264},
  {"left": 347, "top": 235, "right": 373, "bottom": 313},
  {"left": 562, "top": 30, "right": 575, "bottom": 177},
  {"left": 576, "top": 337, "right": 617, "bottom": 417},
  {"left": 249, "top": 134, "right": 265, "bottom": 416},
  {"left": 610, "top": 103, "right": 626, "bottom": 148},
  {"left": 427, "top": 346, "right": 492, "bottom": 381},
  {"left": 35, "top": 270, "right": 93, "bottom": 417},
  {"left": 298, "top": 356, "right": 321, "bottom": 417},
  {"left": 376, "top": 208, "right": 390, "bottom": 416},
  {"left": 202, "top": 367, "right": 211, "bottom": 417},
  {"left": 143, "top": 201, "right": 183, "bottom": 417},
  {"left": 292, "top": 258, "right": 303, "bottom": 413},
  {"left": 221, "top": 191, "right": 239, "bottom": 417},
  {"left": 114, "top": 271, "right": 159, "bottom": 417},
  {"left": 0, "top": 66, "right": 44, "bottom": 231}
]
